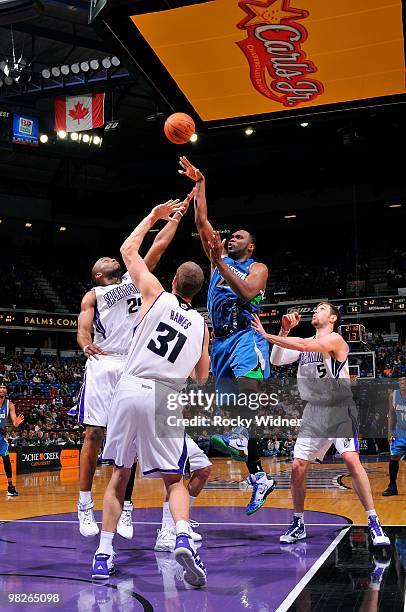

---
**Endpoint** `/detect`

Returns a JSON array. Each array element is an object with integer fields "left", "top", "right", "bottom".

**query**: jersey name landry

[
  {"left": 299, "top": 352, "right": 323, "bottom": 365},
  {"left": 103, "top": 283, "right": 140, "bottom": 309}
]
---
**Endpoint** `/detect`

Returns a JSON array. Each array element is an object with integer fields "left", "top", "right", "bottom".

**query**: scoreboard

[
  {"left": 259, "top": 295, "right": 406, "bottom": 324},
  {"left": 346, "top": 296, "right": 406, "bottom": 314}
]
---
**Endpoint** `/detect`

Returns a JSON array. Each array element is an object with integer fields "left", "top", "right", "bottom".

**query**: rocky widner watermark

[{"left": 153, "top": 378, "right": 403, "bottom": 439}]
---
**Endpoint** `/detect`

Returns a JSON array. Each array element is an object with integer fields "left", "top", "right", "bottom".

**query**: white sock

[
  {"left": 123, "top": 500, "right": 133, "bottom": 510},
  {"left": 79, "top": 491, "right": 92, "bottom": 506},
  {"left": 97, "top": 530, "right": 114, "bottom": 555},
  {"left": 175, "top": 520, "right": 191, "bottom": 536},
  {"left": 189, "top": 496, "right": 197, "bottom": 508},
  {"left": 162, "top": 501, "right": 175, "bottom": 529},
  {"left": 294, "top": 512, "right": 304, "bottom": 522},
  {"left": 366, "top": 509, "right": 377, "bottom": 519}
]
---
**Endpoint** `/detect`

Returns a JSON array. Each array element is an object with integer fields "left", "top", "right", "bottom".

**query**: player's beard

[{"left": 105, "top": 263, "right": 122, "bottom": 280}]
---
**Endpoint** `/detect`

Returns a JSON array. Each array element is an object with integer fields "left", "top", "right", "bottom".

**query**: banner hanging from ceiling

[
  {"left": 54, "top": 93, "right": 105, "bottom": 132},
  {"left": 131, "top": 0, "right": 405, "bottom": 121}
]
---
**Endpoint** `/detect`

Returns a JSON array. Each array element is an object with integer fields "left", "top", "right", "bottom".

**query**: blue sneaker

[
  {"left": 92, "top": 552, "right": 116, "bottom": 580},
  {"left": 67, "top": 405, "right": 78, "bottom": 417},
  {"left": 280, "top": 516, "right": 307, "bottom": 544},
  {"left": 245, "top": 472, "right": 276, "bottom": 515},
  {"left": 368, "top": 515, "right": 390, "bottom": 547},
  {"left": 211, "top": 428, "right": 248, "bottom": 462},
  {"left": 174, "top": 532, "right": 207, "bottom": 588}
]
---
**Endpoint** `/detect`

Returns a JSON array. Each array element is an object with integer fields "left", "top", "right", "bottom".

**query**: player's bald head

[
  {"left": 91, "top": 257, "right": 122, "bottom": 285},
  {"left": 173, "top": 261, "right": 204, "bottom": 299}
]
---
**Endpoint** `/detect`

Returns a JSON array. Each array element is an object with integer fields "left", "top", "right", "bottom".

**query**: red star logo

[{"left": 238, "top": 0, "right": 309, "bottom": 29}]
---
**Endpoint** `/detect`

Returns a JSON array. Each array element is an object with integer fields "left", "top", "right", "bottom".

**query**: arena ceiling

[{"left": 0, "top": 0, "right": 405, "bottom": 239}]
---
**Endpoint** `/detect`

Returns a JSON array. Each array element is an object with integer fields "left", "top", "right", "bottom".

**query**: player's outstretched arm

[
  {"left": 120, "top": 201, "right": 181, "bottom": 306},
  {"left": 9, "top": 402, "right": 24, "bottom": 427},
  {"left": 209, "top": 231, "right": 268, "bottom": 302},
  {"left": 144, "top": 190, "right": 194, "bottom": 272},
  {"left": 252, "top": 314, "right": 347, "bottom": 357},
  {"left": 77, "top": 290, "right": 108, "bottom": 360},
  {"left": 193, "top": 323, "right": 210, "bottom": 385},
  {"left": 178, "top": 156, "right": 214, "bottom": 260}
]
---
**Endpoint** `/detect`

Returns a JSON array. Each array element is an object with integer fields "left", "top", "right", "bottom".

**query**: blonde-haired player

[{"left": 252, "top": 303, "right": 390, "bottom": 548}]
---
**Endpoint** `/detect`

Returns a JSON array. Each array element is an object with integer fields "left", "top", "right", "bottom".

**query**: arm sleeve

[{"left": 270, "top": 345, "right": 301, "bottom": 366}]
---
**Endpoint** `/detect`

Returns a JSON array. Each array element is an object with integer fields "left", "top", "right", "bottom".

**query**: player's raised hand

[
  {"left": 178, "top": 156, "right": 204, "bottom": 182},
  {"left": 170, "top": 189, "right": 194, "bottom": 223},
  {"left": 15, "top": 414, "right": 24, "bottom": 427},
  {"left": 152, "top": 199, "right": 182, "bottom": 221},
  {"left": 83, "top": 343, "right": 108, "bottom": 360},
  {"left": 281, "top": 312, "right": 301, "bottom": 332},
  {"left": 207, "top": 231, "right": 223, "bottom": 264}
]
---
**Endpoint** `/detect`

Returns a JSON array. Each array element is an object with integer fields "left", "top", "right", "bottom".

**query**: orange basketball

[{"left": 164, "top": 112, "right": 195, "bottom": 145}]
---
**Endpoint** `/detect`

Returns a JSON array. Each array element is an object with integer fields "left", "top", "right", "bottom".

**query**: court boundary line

[
  {"left": 0, "top": 519, "right": 350, "bottom": 527},
  {"left": 275, "top": 526, "right": 350, "bottom": 612}
]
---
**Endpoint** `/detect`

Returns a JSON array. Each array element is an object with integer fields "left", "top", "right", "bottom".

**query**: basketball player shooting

[
  {"left": 252, "top": 304, "right": 390, "bottom": 547},
  {"left": 92, "top": 199, "right": 209, "bottom": 587},
  {"left": 179, "top": 156, "right": 275, "bottom": 516}
]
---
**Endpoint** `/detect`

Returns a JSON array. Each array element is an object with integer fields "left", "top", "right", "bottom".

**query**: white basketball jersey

[
  {"left": 297, "top": 336, "right": 352, "bottom": 405},
  {"left": 124, "top": 292, "right": 205, "bottom": 388},
  {"left": 93, "top": 272, "right": 142, "bottom": 355}
]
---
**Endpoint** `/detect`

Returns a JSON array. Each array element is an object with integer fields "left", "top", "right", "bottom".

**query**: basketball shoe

[
  {"left": 155, "top": 521, "right": 202, "bottom": 551},
  {"left": 78, "top": 500, "right": 99, "bottom": 537},
  {"left": 368, "top": 515, "right": 390, "bottom": 547},
  {"left": 211, "top": 427, "right": 248, "bottom": 461},
  {"left": 7, "top": 485, "right": 18, "bottom": 496},
  {"left": 117, "top": 502, "right": 133, "bottom": 539},
  {"left": 245, "top": 472, "right": 276, "bottom": 515},
  {"left": 174, "top": 532, "right": 206, "bottom": 588},
  {"left": 280, "top": 516, "right": 307, "bottom": 544},
  {"left": 91, "top": 551, "right": 116, "bottom": 580}
]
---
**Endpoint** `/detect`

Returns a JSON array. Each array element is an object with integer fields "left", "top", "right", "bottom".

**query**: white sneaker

[
  {"left": 117, "top": 505, "right": 133, "bottom": 539},
  {"left": 78, "top": 501, "right": 99, "bottom": 537},
  {"left": 190, "top": 519, "right": 202, "bottom": 543},
  {"left": 154, "top": 526, "right": 176, "bottom": 552}
]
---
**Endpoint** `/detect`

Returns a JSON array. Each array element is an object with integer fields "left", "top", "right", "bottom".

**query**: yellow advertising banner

[{"left": 132, "top": 0, "right": 405, "bottom": 121}]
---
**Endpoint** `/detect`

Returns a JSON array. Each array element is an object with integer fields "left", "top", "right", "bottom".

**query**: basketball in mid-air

[{"left": 164, "top": 112, "right": 195, "bottom": 144}]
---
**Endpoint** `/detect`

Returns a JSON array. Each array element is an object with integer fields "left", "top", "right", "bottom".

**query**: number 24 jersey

[{"left": 93, "top": 272, "right": 142, "bottom": 355}]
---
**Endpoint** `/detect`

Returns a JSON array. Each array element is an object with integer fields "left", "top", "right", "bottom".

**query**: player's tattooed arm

[
  {"left": 143, "top": 190, "right": 194, "bottom": 272},
  {"left": 77, "top": 290, "right": 108, "bottom": 360},
  {"left": 178, "top": 156, "right": 215, "bottom": 261},
  {"left": 208, "top": 231, "right": 268, "bottom": 302},
  {"left": 121, "top": 200, "right": 181, "bottom": 308},
  {"left": 8, "top": 401, "right": 24, "bottom": 427}
]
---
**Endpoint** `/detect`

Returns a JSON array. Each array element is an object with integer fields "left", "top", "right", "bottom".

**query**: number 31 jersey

[
  {"left": 124, "top": 292, "right": 205, "bottom": 388},
  {"left": 93, "top": 272, "right": 142, "bottom": 355}
]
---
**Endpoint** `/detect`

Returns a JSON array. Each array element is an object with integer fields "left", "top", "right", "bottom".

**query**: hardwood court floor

[{"left": 1, "top": 457, "right": 405, "bottom": 525}]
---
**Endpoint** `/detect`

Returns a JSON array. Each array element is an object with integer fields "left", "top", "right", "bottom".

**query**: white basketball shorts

[
  {"left": 294, "top": 403, "right": 360, "bottom": 462},
  {"left": 186, "top": 436, "right": 211, "bottom": 473},
  {"left": 78, "top": 354, "right": 126, "bottom": 428},
  {"left": 103, "top": 375, "right": 188, "bottom": 477}
]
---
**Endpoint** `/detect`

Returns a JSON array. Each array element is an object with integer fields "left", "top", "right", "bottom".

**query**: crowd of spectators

[
  {"left": 1, "top": 333, "right": 405, "bottom": 456},
  {"left": 1, "top": 353, "right": 84, "bottom": 448},
  {"left": 1, "top": 244, "right": 405, "bottom": 313}
]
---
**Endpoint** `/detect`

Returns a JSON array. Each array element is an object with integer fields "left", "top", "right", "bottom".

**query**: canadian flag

[{"left": 54, "top": 93, "right": 105, "bottom": 132}]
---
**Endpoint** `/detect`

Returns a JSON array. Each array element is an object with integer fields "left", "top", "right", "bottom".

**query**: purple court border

[{"left": 0, "top": 506, "right": 350, "bottom": 611}]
